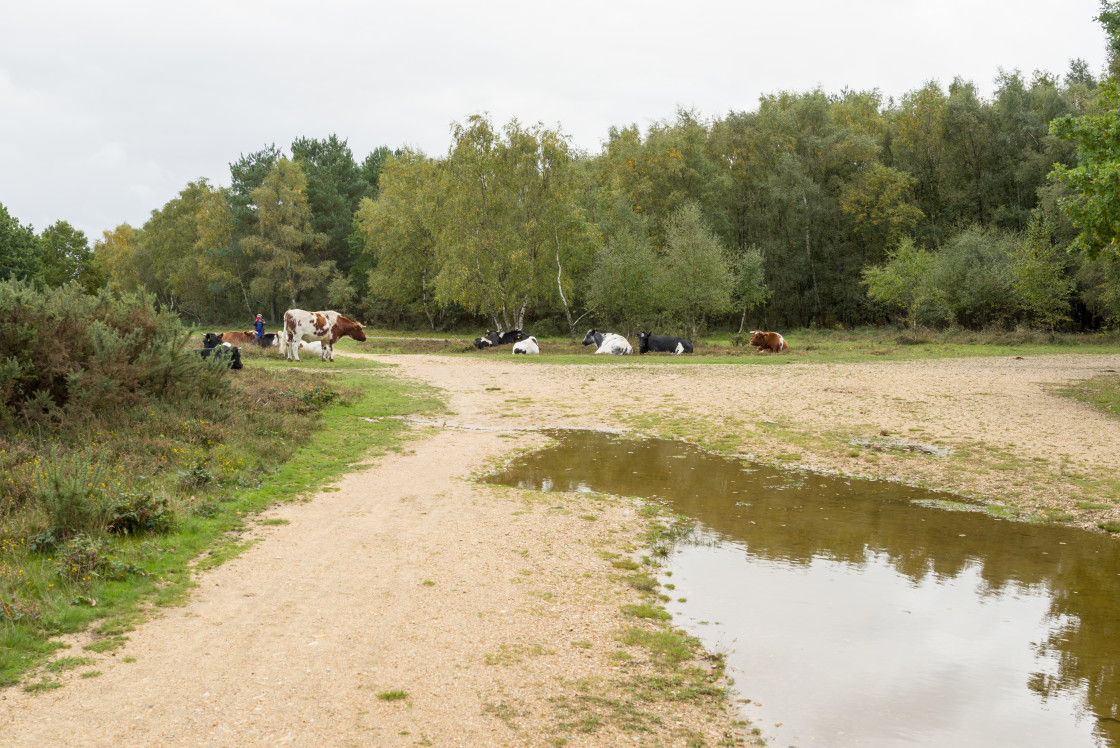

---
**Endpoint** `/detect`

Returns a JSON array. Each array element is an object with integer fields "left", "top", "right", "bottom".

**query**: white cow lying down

[
  {"left": 582, "top": 329, "right": 632, "bottom": 355},
  {"left": 595, "top": 333, "right": 632, "bottom": 355},
  {"left": 512, "top": 336, "right": 539, "bottom": 354}
]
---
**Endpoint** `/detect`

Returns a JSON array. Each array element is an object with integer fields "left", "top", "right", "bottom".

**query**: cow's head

[
  {"left": 351, "top": 322, "right": 367, "bottom": 342},
  {"left": 202, "top": 332, "right": 223, "bottom": 348},
  {"left": 638, "top": 332, "right": 650, "bottom": 354},
  {"left": 749, "top": 330, "right": 766, "bottom": 347},
  {"left": 581, "top": 329, "right": 599, "bottom": 347}
]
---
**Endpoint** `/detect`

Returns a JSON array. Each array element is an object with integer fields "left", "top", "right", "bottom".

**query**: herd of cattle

[
  {"left": 196, "top": 308, "right": 368, "bottom": 369},
  {"left": 472, "top": 328, "right": 790, "bottom": 355},
  {"left": 196, "top": 311, "right": 789, "bottom": 370}
]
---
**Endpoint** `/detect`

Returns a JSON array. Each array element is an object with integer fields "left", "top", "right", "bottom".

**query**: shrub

[
  {"left": 55, "top": 534, "right": 146, "bottom": 585},
  {"left": 31, "top": 448, "right": 115, "bottom": 538},
  {"left": 107, "top": 490, "right": 173, "bottom": 535},
  {"left": 0, "top": 279, "right": 229, "bottom": 426}
]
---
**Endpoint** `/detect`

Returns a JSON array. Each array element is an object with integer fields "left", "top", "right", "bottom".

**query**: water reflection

[{"left": 485, "top": 431, "right": 1120, "bottom": 747}]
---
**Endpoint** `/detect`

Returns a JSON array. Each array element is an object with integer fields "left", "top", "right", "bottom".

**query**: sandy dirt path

[{"left": 2, "top": 352, "right": 1119, "bottom": 746}]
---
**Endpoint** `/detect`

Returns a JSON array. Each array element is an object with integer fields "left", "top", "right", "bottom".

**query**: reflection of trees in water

[{"left": 487, "top": 432, "right": 1120, "bottom": 746}]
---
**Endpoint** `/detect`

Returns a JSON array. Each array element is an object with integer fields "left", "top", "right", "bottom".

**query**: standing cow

[
  {"left": 637, "top": 332, "right": 693, "bottom": 355},
  {"left": 281, "top": 309, "right": 367, "bottom": 362}
]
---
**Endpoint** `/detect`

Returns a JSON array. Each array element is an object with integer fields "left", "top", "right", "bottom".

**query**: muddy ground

[{"left": 2, "top": 352, "right": 1118, "bottom": 746}]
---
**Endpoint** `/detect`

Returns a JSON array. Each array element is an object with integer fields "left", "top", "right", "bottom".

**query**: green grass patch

[
  {"left": 45, "top": 656, "right": 94, "bottom": 672},
  {"left": 377, "top": 689, "right": 409, "bottom": 702},
  {"left": 329, "top": 326, "right": 1120, "bottom": 366},
  {"left": 1051, "top": 374, "right": 1120, "bottom": 420},
  {"left": 621, "top": 603, "right": 671, "bottom": 621}
]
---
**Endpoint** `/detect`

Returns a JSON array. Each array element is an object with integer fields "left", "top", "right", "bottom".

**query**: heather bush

[{"left": 0, "top": 279, "right": 228, "bottom": 425}]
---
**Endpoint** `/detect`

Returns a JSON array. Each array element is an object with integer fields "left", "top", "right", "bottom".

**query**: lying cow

[
  {"left": 473, "top": 329, "right": 528, "bottom": 349},
  {"left": 221, "top": 331, "right": 257, "bottom": 345},
  {"left": 638, "top": 332, "right": 693, "bottom": 355},
  {"left": 281, "top": 309, "right": 366, "bottom": 362},
  {"left": 582, "top": 329, "right": 632, "bottom": 355},
  {"left": 198, "top": 345, "right": 242, "bottom": 370},
  {"left": 253, "top": 332, "right": 280, "bottom": 348},
  {"left": 749, "top": 330, "right": 789, "bottom": 353},
  {"left": 512, "top": 336, "right": 539, "bottom": 355}
]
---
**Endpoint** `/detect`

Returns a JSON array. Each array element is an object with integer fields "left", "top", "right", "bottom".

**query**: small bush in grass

[
  {"left": 108, "top": 490, "right": 173, "bottom": 535},
  {"left": 293, "top": 385, "right": 341, "bottom": 412},
  {"left": 32, "top": 448, "right": 115, "bottom": 538},
  {"left": 178, "top": 461, "right": 216, "bottom": 489},
  {"left": 55, "top": 534, "right": 147, "bottom": 586}
]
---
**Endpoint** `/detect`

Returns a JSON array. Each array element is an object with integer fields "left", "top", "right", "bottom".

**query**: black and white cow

[
  {"left": 199, "top": 344, "right": 243, "bottom": 369},
  {"left": 512, "top": 336, "right": 539, "bottom": 354},
  {"left": 473, "top": 329, "right": 528, "bottom": 349},
  {"left": 253, "top": 332, "right": 280, "bottom": 348},
  {"left": 581, "top": 329, "right": 632, "bottom": 355},
  {"left": 637, "top": 332, "right": 693, "bottom": 355}
]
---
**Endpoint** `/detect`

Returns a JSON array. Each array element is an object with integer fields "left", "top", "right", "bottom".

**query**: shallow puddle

[{"left": 484, "top": 431, "right": 1120, "bottom": 747}]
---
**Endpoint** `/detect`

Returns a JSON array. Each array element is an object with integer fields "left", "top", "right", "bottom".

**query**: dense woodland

[{"left": 4, "top": 7, "right": 1120, "bottom": 338}]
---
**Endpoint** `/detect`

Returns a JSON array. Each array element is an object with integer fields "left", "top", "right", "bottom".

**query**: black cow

[
  {"left": 202, "top": 332, "right": 223, "bottom": 349},
  {"left": 253, "top": 332, "right": 279, "bottom": 348},
  {"left": 637, "top": 332, "right": 693, "bottom": 355},
  {"left": 199, "top": 345, "right": 243, "bottom": 370},
  {"left": 473, "top": 329, "right": 528, "bottom": 349}
]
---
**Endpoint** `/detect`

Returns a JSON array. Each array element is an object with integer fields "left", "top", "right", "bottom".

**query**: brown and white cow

[
  {"left": 221, "top": 331, "right": 258, "bottom": 345},
  {"left": 749, "top": 330, "right": 790, "bottom": 353},
  {"left": 281, "top": 309, "right": 367, "bottom": 362}
]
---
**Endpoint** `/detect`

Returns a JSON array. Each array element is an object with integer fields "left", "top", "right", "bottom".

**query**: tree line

[{"left": 3, "top": 6, "right": 1120, "bottom": 337}]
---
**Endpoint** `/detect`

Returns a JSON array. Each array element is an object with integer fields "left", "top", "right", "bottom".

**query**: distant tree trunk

[
  {"left": 803, "top": 194, "right": 821, "bottom": 322},
  {"left": 420, "top": 271, "right": 435, "bottom": 330},
  {"left": 555, "top": 231, "right": 592, "bottom": 341}
]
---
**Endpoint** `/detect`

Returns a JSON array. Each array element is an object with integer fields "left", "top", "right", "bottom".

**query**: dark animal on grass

[
  {"left": 202, "top": 332, "right": 223, "bottom": 349},
  {"left": 198, "top": 345, "right": 243, "bottom": 370},
  {"left": 473, "top": 329, "right": 528, "bottom": 349},
  {"left": 253, "top": 332, "right": 280, "bottom": 348},
  {"left": 637, "top": 332, "right": 693, "bottom": 355},
  {"left": 749, "top": 330, "right": 789, "bottom": 353},
  {"left": 581, "top": 329, "right": 632, "bottom": 355}
]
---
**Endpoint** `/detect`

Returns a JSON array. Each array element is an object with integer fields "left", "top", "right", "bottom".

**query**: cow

[
  {"left": 581, "top": 329, "right": 632, "bottom": 355},
  {"left": 198, "top": 344, "right": 242, "bottom": 370},
  {"left": 749, "top": 330, "right": 790, "bottom": 353},
  {"left": 637, "top": 332, "right": 693, "bottom": 355},
  {"left": 253, "top": 332, "right": 280, "bottom": 348},
  {"left": 202, "top": 332, "right": 223, "bottom": 349},
  {"left": 281, "top": 309, "right": 367, "bottom": 362},
  {"left": 512, "top": 336, "right": 539, "bottom": 355},
  {"left": 221, "top": 331, "right": 257, "bottom": 345},
  {"left": 473, "top": 329, "right": 528, "bottom": 349}
]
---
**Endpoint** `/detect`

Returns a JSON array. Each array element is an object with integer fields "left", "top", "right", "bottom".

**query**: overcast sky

[{"left": 0, "top": 0, "right": 1109, "bottom": 243}]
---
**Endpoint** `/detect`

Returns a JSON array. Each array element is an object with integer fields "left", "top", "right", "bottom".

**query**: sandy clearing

[{"left": 3, "top": 352, "right": 1119, "bottom": 746}]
